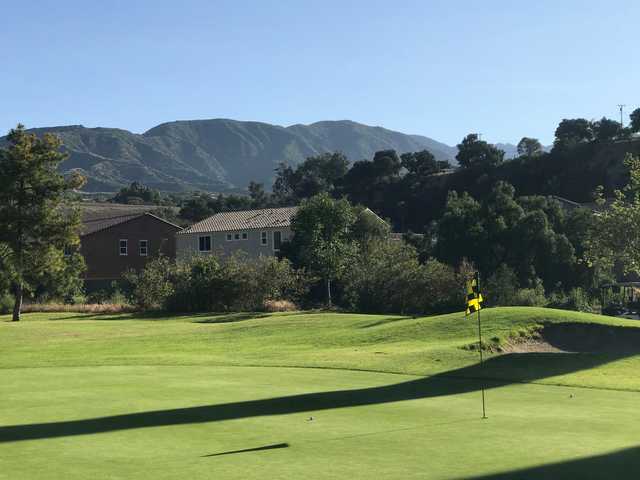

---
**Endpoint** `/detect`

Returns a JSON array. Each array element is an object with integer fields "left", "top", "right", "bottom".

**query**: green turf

[{"left": 2, "top": 307, "right": 640, "bottom": 479}]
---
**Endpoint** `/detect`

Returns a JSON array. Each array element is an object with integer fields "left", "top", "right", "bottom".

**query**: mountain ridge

[{"left": 1, "top": 119, "right": 498, "bottom": 192}]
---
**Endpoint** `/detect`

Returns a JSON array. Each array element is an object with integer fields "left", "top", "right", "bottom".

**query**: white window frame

[
  {"left": 139, "top": 239, "right": 149, "bottom": 256},
  {"left": 199, "top": 235, "right": 212, "bottom": 252},
  {"left": 234, "top": 232, "right": 241, "bottom": 241},
  {"left": 226, "top": 233, "right": 233, "bottom": 242},
  {"left": 260, "top": 231, "right": 268, "bottom": 246},
  {"left": 119, "top": 239, "right": 128, "bottom": 256},
  {"left": 272, "top": 231, "right": 282, "bottom": 252}
]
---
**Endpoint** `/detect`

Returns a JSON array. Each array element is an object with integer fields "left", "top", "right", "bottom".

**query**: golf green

[{"left": 2, "top": 308, "right": 640, "bottom": 479}]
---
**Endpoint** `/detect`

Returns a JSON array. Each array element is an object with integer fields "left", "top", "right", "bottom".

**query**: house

[
  {"left": 79, "top": 212, "right": 182, "bottom": 290},
  {"left": 176, "top": 207, "right": 298, "bottom": 259}
]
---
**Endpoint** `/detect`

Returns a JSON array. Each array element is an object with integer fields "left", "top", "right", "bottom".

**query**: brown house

[{"left": 79, "top": 212, "right": 182, "bottom": 289}]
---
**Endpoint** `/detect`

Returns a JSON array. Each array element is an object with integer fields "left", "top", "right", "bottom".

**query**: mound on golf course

[{"left": 2, "top": 307, "right": 640, "bottom": 479}]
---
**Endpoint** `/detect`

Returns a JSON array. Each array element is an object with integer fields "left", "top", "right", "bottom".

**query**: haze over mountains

[{"left": 5, "top": 119, "right": 518, "bottom": 192}]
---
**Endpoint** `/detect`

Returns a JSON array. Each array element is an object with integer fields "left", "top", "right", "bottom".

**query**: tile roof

[
  {"left": 81, "top": 214, "right": 143, "bottom": 236},
  {"left": 81, "top": 212, "right": 182, "bottom": 236},
  {"left": 180, "top": 207, "right": 299, "bottom": 234}
]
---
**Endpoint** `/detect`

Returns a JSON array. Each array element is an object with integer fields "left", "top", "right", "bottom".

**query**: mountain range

[{"left": 3, "top": 119, "right": 518, "bottom": 192}]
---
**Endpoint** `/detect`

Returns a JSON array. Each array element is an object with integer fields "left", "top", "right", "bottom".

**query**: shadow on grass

[
  {"left": 358, "top": 316, "right": 414, "bottom": 329},
  {"left": 49, "top": 311, "right": 271, "bottom": 323},
  {"left": 0, "top": 350, "right": 634, "bottom": 444},
  {"left": 193, "top": 312, "right": 270, "bottom": 324},
  {"left": 202, "top": 442, "right": 289, "bottom": 457},
  {"left": 465, "top": 445, "right": 640, "bottom": 479}
]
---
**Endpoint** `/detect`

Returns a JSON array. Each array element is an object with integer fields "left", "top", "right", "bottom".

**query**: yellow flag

[{"left": 466, "top": 276, "right": 483, "bottom": 316}]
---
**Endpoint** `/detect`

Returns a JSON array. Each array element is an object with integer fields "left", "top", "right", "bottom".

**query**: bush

[
  {"left": 512, "top": 284, "right": 548, "bottom": 307},
  {"left": 124, "top": 257, "right": 175, "bottom": 310},
  {"left": 484, "top": 264, "right": 519, "bottom": 306},
  {"left": 263, "top": 299, "right": 298, "bottom": 312},
  {"left": 343, "top": 239, "right": 464, "bottom": 314},
  {"left": 548, "top": 287, "right": 597, "bottom": 312},
  {"left": 0, "top": 292, "right": 14, "bottom": 314},
  {"left": 21, "top": 303, "right": 135, "bottom": 314},
  {"left": 127, "top": 253, "right": 309, "bottom": 313}
]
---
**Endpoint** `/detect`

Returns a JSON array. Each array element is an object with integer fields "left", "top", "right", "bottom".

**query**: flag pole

[{"left": 476, "top": 271, "right": 487, "bottom": 419}]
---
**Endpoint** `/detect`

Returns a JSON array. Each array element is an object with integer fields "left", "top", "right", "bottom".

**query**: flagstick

[
  {"left": 477, "top": 306, "right": 487, "bottom": 419},
  {"left": 476, "top": 272, "right": 487, "bottom": 419}
]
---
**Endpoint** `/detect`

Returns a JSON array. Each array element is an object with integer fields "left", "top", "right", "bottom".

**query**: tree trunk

[
  {"left": 12, "top": 283, "right": 23, "bottom": 322},
  {"left": 326, "top": 278, "right": 332, "bottom": 308}
]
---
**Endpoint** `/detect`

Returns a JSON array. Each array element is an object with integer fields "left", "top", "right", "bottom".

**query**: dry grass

[
  {"left": 262, "top": 299, "right": 298, "bottom": 312},
  {"left": 21, "top": 303, "right": 137, "bottom": 314}
]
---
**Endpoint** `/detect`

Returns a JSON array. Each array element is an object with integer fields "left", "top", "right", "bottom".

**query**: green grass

[{"left": 2, "top": 307, "right": 640, "bottom": 479}]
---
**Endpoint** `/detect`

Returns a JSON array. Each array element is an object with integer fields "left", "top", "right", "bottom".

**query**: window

[
  {"left": 63, "top": 245, "right": 73, "bottom": 257},
  {"left": 241, "top": 232, "right": 248, "bottom": 240},
  {"left": 119, "top": 239, "right": 128, "bottom": 256},
  {"left": 226, "top": 233, "right": 232, "bottom": 241},
  {"left": 273, "top": 231, "right": 282, "bottom": 251},
  {"left": 139, "top": 240, "right": 148, "bottom": 256},
  {"left": 260, "top": 231, "right": 268, "bottom": 246},
  {"left": 234, "top": 233, "right": 241, "bottom": 240},
  {"left": 199, "top": 235, "right": 212, "bottom": 252}
]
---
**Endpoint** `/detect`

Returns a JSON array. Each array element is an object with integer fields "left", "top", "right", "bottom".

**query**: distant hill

[{"left": 2, "top": 120, "right": 458, "bottom": 192}]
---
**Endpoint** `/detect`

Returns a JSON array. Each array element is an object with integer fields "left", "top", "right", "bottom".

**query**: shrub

[
  {"left": 0, "top": 292, "right": 14, "bottom": 314},
  {"left": 343, "top": 239, "right": 464, "bottom": 314},
  {"left": 263, "top": 299, "right": 298, "bottom": 312},
  {"left": 512, "top": 284, "right": 548, "bottom": 307},
  {"left": 548, "top": 287, "right": 597, "bottom": 312},
  {"left": 20, "top": 303, "right": 135, "bottom": 314},
  {"left": 484, "top": 264, "right": 519, "bottom": 306},
  {"left": 128, "top": 253, "right": 310, "bottom": 313},
  {"left": 124, "top": 257, "right": 175, "bottom": 310}
]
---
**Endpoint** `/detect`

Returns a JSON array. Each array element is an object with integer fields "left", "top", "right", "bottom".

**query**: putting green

[
  {"left": 2, "top": 308, "right": 640, "bottom": 479},
  {"left": 2, "top": 365, "right": 640, "bottom": 479}
]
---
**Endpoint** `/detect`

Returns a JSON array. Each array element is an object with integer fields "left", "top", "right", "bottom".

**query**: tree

[
  {"left": 0, "top": 125, "right": 85, "bottom": 321},
  {"left": 112, "top": 182, "right": 160, "bottom": 204},
  {"left": 248, "top": 181, "right": 269, "bottom": 208},
  {"left": 629, "top": 108, "right": 640, "bottom": 133},
  {"left": 593, "top": 117, "right": 622, "bottom": 142},
  {"left": 586, "top": 154, "right": 640, "bottom": 276},
  {"left": 553, "top": 118, "right": 594, "bottom": 151},
  {"left": 516, "top": 137, "right": 543, "bottom": 158},
  {"left": 456, "top": 134, "right": 505, "bottom": 169},
  {"left": 272, "top": 152, "right": 349, "bottom": 203},
  {"left": 400, "top": 150, "right": 439, "bottom": 180},
  {"left": 287, "top": 193, "right": 357, "bottom": 306}
]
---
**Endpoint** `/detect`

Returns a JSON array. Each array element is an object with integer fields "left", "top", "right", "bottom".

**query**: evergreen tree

[{"left": 0, "top": 125, "right": 85, "bottom": 321}]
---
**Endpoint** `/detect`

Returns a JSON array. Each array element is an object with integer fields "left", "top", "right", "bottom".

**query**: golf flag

[{"left": 466, "top": 275, "right": 483, "bottom": 316}]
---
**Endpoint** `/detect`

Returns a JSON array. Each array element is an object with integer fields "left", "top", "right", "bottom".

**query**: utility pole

[{"left": 618, "top": 104, "right": 626, "bottom": 127}]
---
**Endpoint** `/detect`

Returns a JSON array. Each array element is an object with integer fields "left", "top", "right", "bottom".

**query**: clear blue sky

[{"left": 2, "top": 0, "right": 638, "bottom": 145}]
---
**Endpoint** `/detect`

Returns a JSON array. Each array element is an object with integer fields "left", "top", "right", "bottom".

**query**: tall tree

[
  {"left": 287, "top": 193, "right": 357, "bottom": 306},
  {"left": 0, "top": 125, "right": 85, "bottom": 321},
  {"left": 586, "top": 154, "right": 640, "bottom": 276},
  {"left": 593, "top": 117, "right": 622, "bottom": 142},
  {"left": 553, "top": 118, "right": 594, "bottom": 151},
  {"left": 631, "top": 108, "right": 640, "bottom": 133},
  {"left": 272, "top": 152, "right": 349, "bottom": 203},
  {"left": 456, "top": 134, "right": 504, "bottom": 169},
  {"left": 516, "top": 137, "right": 543, "bottom": 158}
]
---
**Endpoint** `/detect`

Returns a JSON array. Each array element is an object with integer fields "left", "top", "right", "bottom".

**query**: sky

[{"left": 2, "top": 0, "right": 638, "bottom": 146}]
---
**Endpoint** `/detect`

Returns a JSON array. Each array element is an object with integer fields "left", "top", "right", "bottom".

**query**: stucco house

[
  {"left": 176, "top": 207, "right": 298, "bottom": 259},
  {"left": 79, "top": 212, "right": 182, "bottom": 290}
]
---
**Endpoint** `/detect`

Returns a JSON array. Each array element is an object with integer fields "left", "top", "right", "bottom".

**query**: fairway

[{"left": 2, "top": 308, "right": 640, "bottom": 479}]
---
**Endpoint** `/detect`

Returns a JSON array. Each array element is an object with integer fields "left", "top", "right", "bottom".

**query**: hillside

[{"left": 2, "top": 120, "right": 458, "bottom": 193}]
